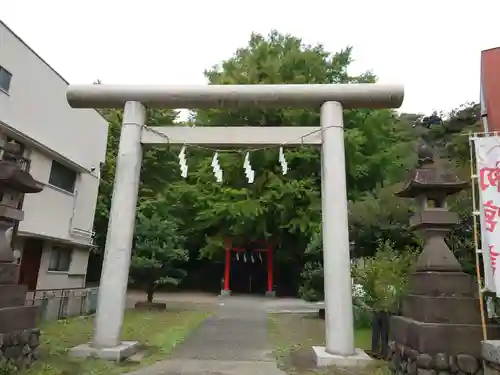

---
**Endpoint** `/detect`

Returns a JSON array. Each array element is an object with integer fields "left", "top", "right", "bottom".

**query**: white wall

[
  {"left": 36, "top": 241, "right": 88, "bottom": 290},
  {"left": 0, "top": 21, "right": 107, "bottom": 290},
  {"left": 71, "top": 172, "right": 100, "bottom": 236},
  {"left": 19, "top": 149, "right": 100, "bottom": 245},
  {"left": 0, "top": 21, "right": 108, "bottom": 172},
  {"left": 0, "top": 21, "right": 108, "bottom": 246}
]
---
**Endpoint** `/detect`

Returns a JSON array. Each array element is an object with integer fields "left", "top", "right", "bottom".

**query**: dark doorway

[
  {"left": 19, "top": 238, "right": 43, "bottom": 291},
  {"left": 230, "top": 250, "right": 267, "bottom": 294}
]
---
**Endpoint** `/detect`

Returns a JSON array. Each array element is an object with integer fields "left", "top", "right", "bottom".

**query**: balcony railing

[{"left": 25, "top": 287, "right": 99, "bottom": 321}]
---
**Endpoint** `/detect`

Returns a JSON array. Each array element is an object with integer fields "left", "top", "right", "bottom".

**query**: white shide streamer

[
  {"left": 175, "top": 142, "right": 288, "bottom": 183},
  {"left": 279, "top": 147, "right": 288, "bottom": 175},
  {"left": 178, "top": 146, "right": 188, "bottom": 178},
  {"left": 211, "top": 152, "right": 223, "bottom": 183},
  {"left": 243, "top": 152, "right": 255, "bottom": 183}
]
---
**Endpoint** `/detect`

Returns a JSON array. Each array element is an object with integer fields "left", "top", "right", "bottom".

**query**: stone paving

[
  {"left": 127, "top": 290, "right": 324, "bottom": 312},
  {"left": 125, "top": 295, "right": 292, "bottom": 375}
]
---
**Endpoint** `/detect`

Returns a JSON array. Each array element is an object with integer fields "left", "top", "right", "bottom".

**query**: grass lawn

[
  {"left": 268, "top": 313, "right": 389, "bottom": 375},
  {"left": 23, "top": 309, "right": 210, "bottom": 375}
]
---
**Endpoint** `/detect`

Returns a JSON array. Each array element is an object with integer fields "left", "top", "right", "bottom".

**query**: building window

[
  {"left": 0, "top": 66, "right": 12, "bottom": 93},
  {"left": 49, "top": 161, "right": 77, "bottom": 193},
  {"left": 48, "top": 246, "right": 72, "bottom": 272}
]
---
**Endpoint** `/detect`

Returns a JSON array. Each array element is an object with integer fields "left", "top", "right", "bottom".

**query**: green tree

[
  {"left": 186, "top": 30, "right": 410, "bottom": 294},
  {"left": 348, "top": 183, "right": 419, "bottom": 258},
  {"left": 88, "top": 107, "right": 186, "bottom": 285},
  {"left": 93, "top": 108, "right": 121, "bottom": 253},
  {"left": 352, "top": 240, "right": 418, "bottom": 312},
  {"left": 130, "top": 198, "right": 188, "bottom": 302},
  {"left": 93, "top": 108, "right": 181, "bottom": 253}
]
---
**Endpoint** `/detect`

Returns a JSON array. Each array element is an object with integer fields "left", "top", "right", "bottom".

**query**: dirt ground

[
  {"left": 126, "top": 290, "right": 218, "bottom": 310},
  {"left": 268, "top": 313, "right": 390, "bottom": 375}
]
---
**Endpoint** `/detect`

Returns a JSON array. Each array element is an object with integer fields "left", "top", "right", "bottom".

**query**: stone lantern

[
  {"left": 0, "top": 140, "right": 44, "bottom": 370},
  {"left": 388, "top": 144, "right": 500, "bottom": 375}
]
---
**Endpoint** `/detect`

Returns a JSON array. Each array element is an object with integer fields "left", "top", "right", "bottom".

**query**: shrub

[
  {"left": 352, "top": 239, "right": 418, "bottom": 313},
  {"left": 299, "top": 234, "right": 418, "bottom": 327},
  {"left": 299, "top": 260, "right": 324, "bottom": 302}
]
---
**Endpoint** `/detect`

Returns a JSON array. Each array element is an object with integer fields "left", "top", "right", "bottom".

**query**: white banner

[{"left": 474, "top": 136, "right": 500, "bottom": 296}]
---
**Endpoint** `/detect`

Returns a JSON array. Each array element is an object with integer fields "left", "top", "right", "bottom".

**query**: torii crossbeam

[{"left": 66, "top": 83, "right": 404, "bottom": 367}]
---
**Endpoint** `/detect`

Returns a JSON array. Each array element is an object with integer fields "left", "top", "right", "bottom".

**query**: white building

[{"left": 0, "top": 20, "right": 108, "bottom": 291}]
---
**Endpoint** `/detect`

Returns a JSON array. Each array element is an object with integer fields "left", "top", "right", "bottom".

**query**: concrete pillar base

[
  {"left": 219, "top": 289, "right": 231, "bottom": 297},
  {"left": 312, "top": 346, "right": 372, "bottom": 368},
  {"left": 70, "top": 341, "right": 139, "bottom": 362},
  {"left": 265, "top": 290, "right": 276, "bottom": 297}
]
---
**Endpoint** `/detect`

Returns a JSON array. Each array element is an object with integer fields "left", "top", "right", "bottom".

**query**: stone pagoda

[
  {"left": 389, "top": 143, "right": 500, "bottom": 375},
  {"left": 0, "top": 140, "right": 43, "bottom": 370}
]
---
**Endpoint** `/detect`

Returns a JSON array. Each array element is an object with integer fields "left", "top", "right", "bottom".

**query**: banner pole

[{"left": 469, "top": 134, "right": 488, "bottom": 340}]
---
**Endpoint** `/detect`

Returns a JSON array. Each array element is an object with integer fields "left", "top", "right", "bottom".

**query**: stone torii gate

[{"left": 67, "top": 83, "right": 404, "bottom": 366}]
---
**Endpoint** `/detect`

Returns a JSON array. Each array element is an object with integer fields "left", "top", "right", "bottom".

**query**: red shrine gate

[{"left": 222, "top": 238, "right": 274, "bottom": 296}]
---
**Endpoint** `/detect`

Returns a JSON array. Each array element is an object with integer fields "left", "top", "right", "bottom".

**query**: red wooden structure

[
  {"left": 222, "top": 238, "right": 274, "bottom": 295},
  {"left": 481, "top": 47, "right": 500, "bottom": 132}
]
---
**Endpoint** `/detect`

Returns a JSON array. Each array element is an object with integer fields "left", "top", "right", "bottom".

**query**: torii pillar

[{"left": 65, "top": 83, "right": 404, "bottom": 366}]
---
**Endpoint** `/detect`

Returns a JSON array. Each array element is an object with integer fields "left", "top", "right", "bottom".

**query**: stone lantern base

[
  {"left": 389, "top": 271, "right": 500, "bottom": 375},
  {"left": 0, "top": 262, "right": 41, "bottom": 371}
]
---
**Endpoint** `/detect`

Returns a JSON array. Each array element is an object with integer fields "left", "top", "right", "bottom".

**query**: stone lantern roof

[
  {"left": 395, "top": 143, "right": 468, "bottom": 198},
  {"left": 0, "top": 161, "right": 43, "bottom": 194}
]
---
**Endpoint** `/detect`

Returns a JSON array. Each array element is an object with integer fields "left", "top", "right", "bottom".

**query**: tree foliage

[
  {"left": 352, "top": 240, "right": 418, "bottom": 312},
  {"left": 130, "top": 197, "right": 188, "bottom": 302}
]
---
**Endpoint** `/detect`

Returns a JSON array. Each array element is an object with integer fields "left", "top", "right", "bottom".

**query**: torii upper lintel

[{"left": 67, "top": 83, "right": 404, "bottom": 109}]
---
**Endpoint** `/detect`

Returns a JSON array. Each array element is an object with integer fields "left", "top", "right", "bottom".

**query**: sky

[{"left": 2, "top": 0, "right": 499, "bottom": 117}]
